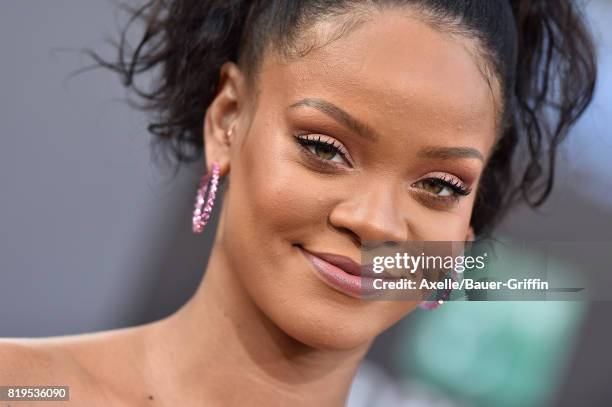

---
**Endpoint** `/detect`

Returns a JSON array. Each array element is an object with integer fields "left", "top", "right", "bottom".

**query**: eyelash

[
  {"left": 293, "top": 133, "right": 471, "bottom": 200},
  {"left": 294, "top": 134, "right": 350, "bottom": 166},
  {"left": 413, "top": 176, "right": 472, "bottom": 199}
]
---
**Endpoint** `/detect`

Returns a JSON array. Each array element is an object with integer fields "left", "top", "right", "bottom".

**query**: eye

[
  {"left": 294, "top": 134, "right": 350, "bottom": 166},
  {"left": 413, "top": 176, "right": 471, "bottom": 199}
]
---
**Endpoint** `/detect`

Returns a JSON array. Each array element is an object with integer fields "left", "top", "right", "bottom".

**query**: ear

[
  {"left": 465, "top": 226, "right": 475, "bottom": 242},
  {"left": 203, "top": 62, "right": 246, "bottom": 175}
]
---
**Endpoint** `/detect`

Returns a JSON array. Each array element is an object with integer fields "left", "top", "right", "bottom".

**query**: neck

[{"left": 145, "top": 241, "right": 371, "bottom": 406}]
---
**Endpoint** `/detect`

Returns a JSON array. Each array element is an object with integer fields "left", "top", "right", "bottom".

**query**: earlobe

[{"left": 203, "top": 61, "right": 245, "bottom": 175}]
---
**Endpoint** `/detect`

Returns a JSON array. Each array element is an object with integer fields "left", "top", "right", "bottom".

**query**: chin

[
  {"left": 225, "top": 230, "right": 417, "bottom": 351},
  {"left": 252, "top": 271, "right": 415, "bottom": 351},
  {"left": 271, "top": 302, "right": 382, "bottom": 351}
]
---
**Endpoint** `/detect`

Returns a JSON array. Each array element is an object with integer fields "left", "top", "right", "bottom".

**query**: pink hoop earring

[
  {"left": 192, "top": 161, "right": 221, "bottom": 234},
  {"left": 418, "top": 267, "right": 458, "bottom": 311}
]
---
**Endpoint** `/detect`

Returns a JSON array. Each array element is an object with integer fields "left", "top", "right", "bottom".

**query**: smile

[{"left": 297, "top": 245, "right": 394, "bottom": 299}]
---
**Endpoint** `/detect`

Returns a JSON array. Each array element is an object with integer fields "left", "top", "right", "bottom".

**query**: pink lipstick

[{"left": 298, "top": 246, "right": 384, "bottom": 299}]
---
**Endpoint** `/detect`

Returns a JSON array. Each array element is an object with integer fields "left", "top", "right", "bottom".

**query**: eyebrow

[
  {"left": 418, "top": 146, "right": 485, "bottom": 162},
  {"left": 289, "top": 98, "right": 378, "bottom": 142},
  {"left": 289, "top": 97, "right": 484, "bottom": 162}
]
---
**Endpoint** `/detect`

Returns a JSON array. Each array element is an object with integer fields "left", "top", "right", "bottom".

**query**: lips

[
  {"left": 297, "top": 245, "right": 402, "bottom": 299},
  {"left": 305, "top": 250, "right": 366, "bottom": 276},
  {"left": 301, "top": 248, "right": 397, "bottom": 279}
]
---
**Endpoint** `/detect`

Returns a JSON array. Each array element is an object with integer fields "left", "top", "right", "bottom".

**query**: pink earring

[
  {"left": 419, "top": 267, "right": 458, "bottom": 311},
  {"left": 192, "top": 161, "right": 221, "bottom": 234}
]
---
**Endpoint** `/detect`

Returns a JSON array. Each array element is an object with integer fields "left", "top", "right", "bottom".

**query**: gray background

[{"left": 1, "top": 1, "right": 611, "bottom": 405}]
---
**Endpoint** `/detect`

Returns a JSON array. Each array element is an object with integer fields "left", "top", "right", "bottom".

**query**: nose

[{"left": 328, "top": 185, "right": 408, "bottom": 246}]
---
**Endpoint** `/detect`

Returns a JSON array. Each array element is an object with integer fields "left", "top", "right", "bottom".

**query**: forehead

[{"left": 258, "top": 8, "right": 499, "bottom": 156}]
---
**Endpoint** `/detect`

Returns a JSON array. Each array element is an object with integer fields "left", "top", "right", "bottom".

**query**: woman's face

[{"left": 207, "top": 8, "right": 498, "bottom": 350}]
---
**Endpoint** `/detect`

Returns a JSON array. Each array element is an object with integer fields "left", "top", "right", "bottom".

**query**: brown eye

[
  {"left": 421, "top": 179, "right": 446, "bottom": 195},
  {"left": 413, "top": 176, "right": 471, "bottom": 200},
  {"left": 314, "top": 143, "right": 337, "bottom": 160},
  {"left": 294, "top": 134, "right": 350, "bottom": 166}
]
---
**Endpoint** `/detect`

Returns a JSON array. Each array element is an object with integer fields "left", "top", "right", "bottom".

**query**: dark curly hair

[{"left": 91, "top": 0, "right": 597, "bottom": 236}]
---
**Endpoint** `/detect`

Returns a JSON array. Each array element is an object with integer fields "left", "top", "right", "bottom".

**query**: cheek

[
  {"left": 398, "top": 196, "right": 474, "bottom": 241},
  {"left": 231, "top": 133, "right": 320, "bottom": 241},
  {"left": 220, "top": 118, "right": 331, "bottom": 293},
  {"left": 225, "top": 112, "right": 350, "bottom": 248}
]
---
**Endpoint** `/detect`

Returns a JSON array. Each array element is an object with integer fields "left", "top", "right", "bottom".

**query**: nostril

[{"left": 328, "top": 219, "right": 361, "bottom": 247}]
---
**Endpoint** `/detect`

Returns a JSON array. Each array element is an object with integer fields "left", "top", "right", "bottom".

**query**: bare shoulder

[
  {"left": 0, "top": 337, "right": 104, "bottom": 405},
  {"left": 0, "top": 338, "right": 76, "bottom": 383},
  {"left": 0, "top": 327, "right": 150, "bottom": 406}
]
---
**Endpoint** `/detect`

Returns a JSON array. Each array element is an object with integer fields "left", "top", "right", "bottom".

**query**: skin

[{"left": 0, "top": 7, "right": 499, "bottom": 407}]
